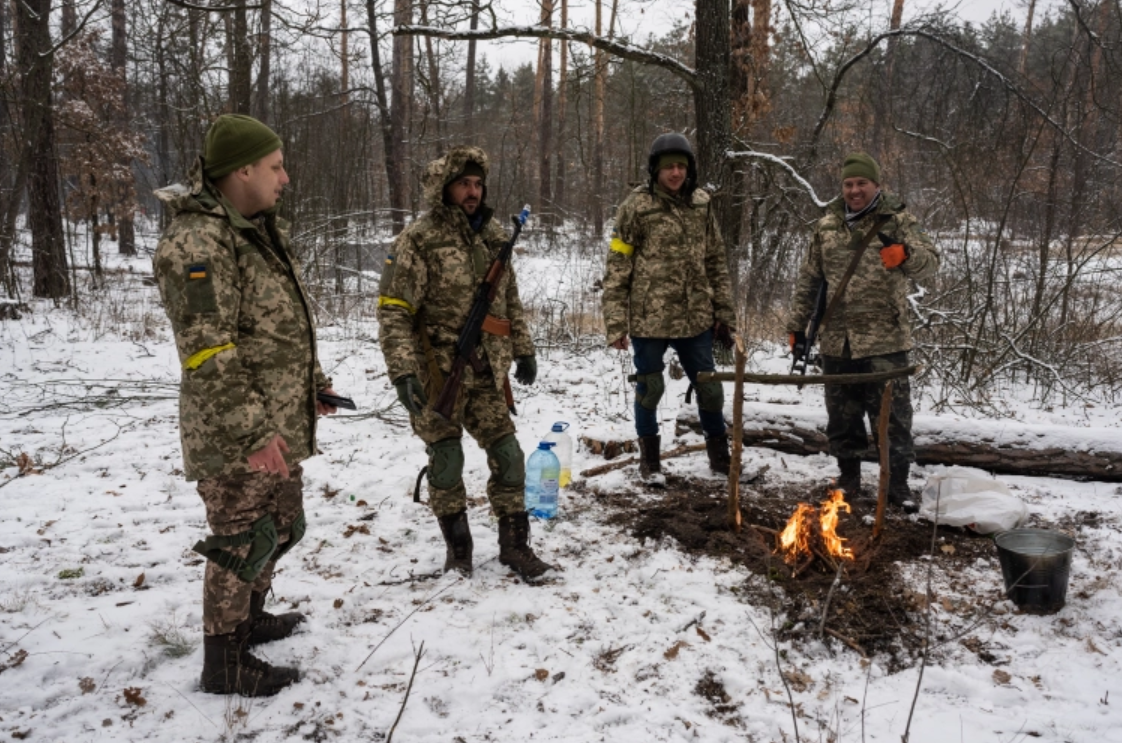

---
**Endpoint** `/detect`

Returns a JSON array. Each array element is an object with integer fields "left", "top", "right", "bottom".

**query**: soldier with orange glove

[{"left": 785, "top": 153, "right": 939, "bottom": 505}]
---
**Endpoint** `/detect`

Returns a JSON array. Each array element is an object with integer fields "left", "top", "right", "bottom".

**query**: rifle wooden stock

[{"left": 432, "top": 357, "right": 466, "bottom": 420}]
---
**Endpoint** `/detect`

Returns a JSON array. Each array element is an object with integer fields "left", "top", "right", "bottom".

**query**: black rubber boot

[
  {"left": 836, "top": 458, "right": 862, "bottom": 497},
  {"left": 200, "top": 620, "right": 299, "bottom": 697},
  {"left": 637, "top": 435, "right": 662, "bottom": 481},
  {"left": 437, "top": 510, "right": 473, "bottom": 576},
  {"left": 247, "top": 591, "right": 305, "bottom": 646},
  {"left": 888, "top": 460, "right": 913, "bottom": 507},
  {"left": 498, "top": 511, "right": 554, "bottom": 580},
  {"left": 705, "top": 433, "right": 731, "bottom": 475}
]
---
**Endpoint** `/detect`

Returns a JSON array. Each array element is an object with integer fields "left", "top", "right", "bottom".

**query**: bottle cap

[
  {"left": 538, "top": 441, "right": 556, "bottom": 450},
  {"left": 551, "top": 422, "right": 569, "bottom": 432}
]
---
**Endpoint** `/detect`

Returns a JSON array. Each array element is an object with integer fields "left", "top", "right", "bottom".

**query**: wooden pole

[
  {"left": 727, "top": 336, "right": 746, "bottom": 532},
  {"left": 578, "top": 443, "right": 706, "bottom": 478},
  {"left": 696, "top": 365, "right": 918, "bottom": 386},
  {"left": 873, "top": 380, "right": 893, "bottom": 539}
]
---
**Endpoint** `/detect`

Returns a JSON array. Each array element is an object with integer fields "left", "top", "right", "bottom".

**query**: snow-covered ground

[{"left": 1, "top": 245, "right": 1121, "bottom": 742}]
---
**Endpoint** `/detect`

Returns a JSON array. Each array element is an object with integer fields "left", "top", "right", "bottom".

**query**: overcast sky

[{"left": 473, "top": 0, "right": 1065, "bottom": 70}]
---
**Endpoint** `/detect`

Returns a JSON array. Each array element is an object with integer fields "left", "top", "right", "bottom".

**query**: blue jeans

[{"left": 631, "top": 329, "right": 726, "bottom": 439}]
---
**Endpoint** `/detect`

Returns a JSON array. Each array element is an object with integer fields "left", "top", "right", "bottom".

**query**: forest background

[{"left": 0, "top": 0, "right": 1120, "bottom": 417}]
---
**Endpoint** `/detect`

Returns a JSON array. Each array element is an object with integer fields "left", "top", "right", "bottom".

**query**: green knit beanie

[
  {"left": 841, "top": 152, "right": 880, "bottom": 183},
  {"left": 203, "top": 114, "right": 283, "bottom": 180},
  {"left": 658, "top": 153, "right": 689, "bottom": 170}
]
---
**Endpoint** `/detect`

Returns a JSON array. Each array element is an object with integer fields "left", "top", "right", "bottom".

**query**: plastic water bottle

[
  {"left": 543, "top": 422, "right": 573, "bottom": 487},
  {"left": 525, "top": 441, "right": 560, "bottom": 519}
]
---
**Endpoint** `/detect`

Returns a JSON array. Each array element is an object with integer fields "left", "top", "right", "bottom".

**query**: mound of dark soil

[{"left": 592, "top": 474, "right": 999, "bottom": 670}]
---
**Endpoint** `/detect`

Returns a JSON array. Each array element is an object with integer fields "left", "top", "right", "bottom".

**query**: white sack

[{"left": 918, "top": 465, "right": 1028, "bottom": 534}]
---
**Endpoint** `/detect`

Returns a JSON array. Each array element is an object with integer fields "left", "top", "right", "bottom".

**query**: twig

[
  {"left": 751, "top": 524, "right": 779, "bottom": 536},
  {"left": 385, "top": 640, "right": 426, "bottom": 743},
  {"left": 96, "top": 659, "right": 123, "bottom": 694},
  {"left": 0, "top": 424, "right": 123, "bottom": 491},
  {"left": 825, "top": 628, "right": 867, "bottom": 659},
  {"left": 696, "top": 365, "right": 919, "bottom": 386},
  {"left": 677, "top": 610, "right": 706, "bottom": 633},
  {"left": 728, "top": 336, "right": 746, "bottom": 531},
  {"left": 818, "top": 561, "right": 845, "bottom": 638},
  {"left": 902, "top": 479, "right": 942, "bottom": 742},
  {"left": 355, "top": 578, "right": 459, "bottom": 672},
  {"left": 0, "top": 618, "right": 49, "bottom": 655},
  {"left": 873, "top": 381, "right": 893, "bottom": 539},
  {"left": 376, "top": 570, "right": 443, "bottom": 586},
  {"left": 578, "top": 443, "right": 706, "bottom": 478},
  {"left": 163, "top": 681, "right": 217, "bottom": 729}
]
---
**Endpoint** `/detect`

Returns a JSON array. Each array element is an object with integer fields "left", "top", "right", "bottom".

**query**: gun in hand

[
  {"left": 790, "top": 279, "right": 827, "bottom": 378},
  {"left": 432, "top": 205, "right": 531, "bottom": 421}
]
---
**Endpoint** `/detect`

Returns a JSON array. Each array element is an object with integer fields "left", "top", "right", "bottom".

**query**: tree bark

[
  {"left": 112, "top": 0, "right": 136, "bottom": 256},
  {"left": 694, "top": 0, "right": 737, "bottom": 255},
  {"left": 390, "top": 0, "right": 413, "bottom": 230},
  {"left": 554, "top": 0, "right": 568, "bottom": 217},
  {"left": 1018, "top": 0, "right": 1036, "bottom": 76},
  {"left": 254, "top": 0, "right": 273, "bottom": 122},
  {"left": 462, "top": 1, "right": 479, "bottom": 142},
  {"left": 535, "top": 0, "right": 553, "bottom": 224},
  {"left": 229, "top": 0, "right": 252, "bottom": 114},
  {"left": 18, "top": 0, "right": 69, "bottom": 299}
]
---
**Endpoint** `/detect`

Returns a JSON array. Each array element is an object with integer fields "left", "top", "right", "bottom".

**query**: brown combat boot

[
  {"left": 705, "top": 433, "right": 731, "bottom": 475},
  {"left": 637, "top": 435, "right": 663, "bottom": 481},
  {"left": 836, "top": 458, "right": 862, "bottom": 497},
  {"left": 498, "top": 511, "right": 554, "bottom": 580},
  {"left": 247, "top": 590, "right": 305, "bottom": 646},
  {"left": 200, "top": 619, "right": 299, "bottom": 697},
  {"left": 437, "top": 510, "right": 473, "bottom": 576}
]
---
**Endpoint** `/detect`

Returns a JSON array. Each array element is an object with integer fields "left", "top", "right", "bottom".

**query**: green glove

[
  {"left": 393, "top": 375, "right": 427, "bottom": 416},
  {"left": 513, "top": 355, "right": 537, "bottom": 386}
]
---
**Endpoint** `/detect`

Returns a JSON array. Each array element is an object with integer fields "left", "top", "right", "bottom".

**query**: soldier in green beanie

[
  {"left": 152, "top": 114, "right": 344, "bottom": 696},
  {"left": 785, "top": 152, "right": 939, "bottom": 508}
]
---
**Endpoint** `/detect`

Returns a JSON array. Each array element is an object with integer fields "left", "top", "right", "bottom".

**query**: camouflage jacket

[
  {"left": 153, "top": 158, "right": 330, "bottom": 481},
  {"left": 376, "top": 146, "right": 534, "bottom": 395},
  {"left": 601, "top": 184, "right": 736, "bottom": 343},
  {"left": 786, "top": 191, "right": 939, "bottom": 359}
]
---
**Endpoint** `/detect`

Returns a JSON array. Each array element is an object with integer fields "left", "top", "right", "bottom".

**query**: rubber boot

[
  {"left": 498, "top": 511, "right": 554, "bottom": 580},
  {"left": 705, "top": 433, "right": 731, "bottom": 475},
  {"left": 637, "top": 435, "right": 663, "bottom": 484},
  {"left": 200, "top": 619, "right": 299, "bottom": 697},
  {"left": 437, "top": 510, "right": 473, "bottom": 576},
  {"left": 247, "top": 591, "right": 305, "bottom": 646},
  {"left": 836, "top": 458, "right": 862, "bottom": 497},
  {"left": 889, "top": 460, "right": 914, "bottom": 508}
]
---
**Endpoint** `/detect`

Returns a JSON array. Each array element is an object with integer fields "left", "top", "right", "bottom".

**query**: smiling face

[
  {"left": 842, "top": 176, "right": 879, "bottom": 212},
  {"left": 657, "top": 162, "right": 688, "bottom": 196},
  {"left": 447, "top": 175, "right": 484, "bottom": 215}
]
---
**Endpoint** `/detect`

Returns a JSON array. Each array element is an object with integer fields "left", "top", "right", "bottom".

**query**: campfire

[{"left": 777, "top": 490, "right": 855, "bottom": 566}]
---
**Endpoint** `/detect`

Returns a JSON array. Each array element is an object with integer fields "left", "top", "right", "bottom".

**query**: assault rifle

[
  {"left": 432, "top": 204, "right": 532, "bottom": 421},
  {"left": 790, "top": 279, "right": 827, "bottom": 378}
]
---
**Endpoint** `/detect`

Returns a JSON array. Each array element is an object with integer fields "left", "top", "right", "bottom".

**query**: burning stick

[
  {"left": 776, "top": 490, "right": 855, "bottom": 568},
  {"left": 873, "top": 381, "right": 893, "bottom": 540}
]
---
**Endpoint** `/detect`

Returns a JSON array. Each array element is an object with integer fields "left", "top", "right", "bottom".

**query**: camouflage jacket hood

[
  {"left": 376, "top": 146, "right": 534, "bottom": 397},
  {"left": 786, "top": 189, "right": 940, "bottom": 359},
  {"left": 153, "top": 156, "right": 330, "bottom": 480},
  {"left": 600, "top": 184, "right": 736, "bottom": 342}
]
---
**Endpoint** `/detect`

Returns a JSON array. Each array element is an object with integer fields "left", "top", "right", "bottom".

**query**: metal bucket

[{"left": 994, "top": 528, "right": 1075, "bottom": 614}]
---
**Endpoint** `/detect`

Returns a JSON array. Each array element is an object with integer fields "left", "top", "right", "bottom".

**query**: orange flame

[{"left": 777, "top": 490, "right": 854, "bottom": 564}]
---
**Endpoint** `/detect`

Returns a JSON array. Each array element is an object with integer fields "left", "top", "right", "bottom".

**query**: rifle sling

[{"left": 818, "top": 214, "right": 892, "bottom": 331}]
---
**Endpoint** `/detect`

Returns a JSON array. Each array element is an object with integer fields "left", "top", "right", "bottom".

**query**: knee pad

[
  {"left": 427, "top": 438, "right": 465, "bottom": 491},
  {"left": 487, "top": 433, "right": 525, "bottom": 487},
  {"left": 634, "top": 371, "right": 665, "bottom": 410},
  {"left": 272, "top": 511, "right": 306, "bottom": 560},
  {"left": 192, "top": 513, "right": 278, "bottom": 582},
  {"left": 695, "top": 380, "right": 724, "bottom": 413}
]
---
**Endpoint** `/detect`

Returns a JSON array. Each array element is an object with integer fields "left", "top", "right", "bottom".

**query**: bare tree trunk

[
  {"left": 17, "top": 0, "right": 69, "bottom": 299},
  {"left": 419, "top": 0, "right": 440, "bottom": 139},
  {"left": 389, "top": 0, "right": 413, "bottom": 230},
  {"left": 535, "top": 0, "right": 554, "bottom": 224},
  {"left": 871, "top": 0, "right": 905, "bottom": 159},
  {"left": 1019, "top": 0, "right": 1036, "bottom": 76},
  {"left": 111, "top": 0, "right": 136, "bottom": 256},
  {"left": 254, "top": 0, "right": 273, "bottom": 122},
  {"left": 229, "top": 0, "right": 252, "bottom": 114},
  {"left": 0, "top": 0, "right": 16, "bottom": 296},
  {"left": 749, "top": 0, "right": 771, "bottom": 122},
  {"left": 462, "top": 1, "right": 479, "bottom": 142},
  {"left": 592, "top": 0, "right": 605, "bottom": 237},
  {"left": 61, "top": 0, "right": 76, "bottom": 36},
  {"left": 554, "top": 0, "right": 567, "bottom": 217},
  {"left": 366, "top": 0, "right": 405, "bottom": 233},
  {"left": 694, "top": 0, "right": 736, "bottom": 252}
]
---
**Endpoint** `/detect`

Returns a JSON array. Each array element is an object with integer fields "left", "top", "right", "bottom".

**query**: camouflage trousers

[
  {"left": 822, "top": 350, "right": 913, "bottom": 464},
  {"left": 196, "top": 465, "right": 305, "bottom": 636},
  {"left": 411, "top": 369, "right": 523, "bottom": 519}
]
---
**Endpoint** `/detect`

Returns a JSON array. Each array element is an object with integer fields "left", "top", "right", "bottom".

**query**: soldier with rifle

[
  {"left": 785, "top": 153, "right": 939, "bottom": 504},
  {"left": 376, "top": 146, "right": 553, "bottom": 581}
]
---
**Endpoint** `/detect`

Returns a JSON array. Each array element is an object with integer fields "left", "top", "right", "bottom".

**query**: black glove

[
  {"left": 714, "top": 322, "right": 734, "bottom": 350},
  {"left": 789, "top": 331, "right": 807, "bottom": 358},
  {"left": 393, "top": 375, "right": 427, "bottom": 416},
  {"left": 513, "top": 355, "right": 537, "bottom": 386}
]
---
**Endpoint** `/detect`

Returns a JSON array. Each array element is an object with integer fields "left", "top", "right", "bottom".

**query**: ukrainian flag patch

[{"left": 188, "top": 263, "right": 207, "bottom": 280}]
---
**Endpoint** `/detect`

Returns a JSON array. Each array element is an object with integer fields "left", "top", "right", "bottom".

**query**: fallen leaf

[
  {"left": 664, "top": 640, "right": 689, "bottom": 660},
  {"left": 334, "top": 598, "right": 344, "bottom": 609},
  {"left": 79, "top": 677, "right": 96, "bottom": 694},
  {"left": 12, "top": 729, "right": 31, "bottom": 739},
  {"left": 16, "top": 452, "right": 40, "bottom": 475},
  {"left": 123, "top": 687, "right": 147, "bottom": 707},
  {"left": 695, "top": 626, "right": 711, "bottom": 642},
  {"left": 940, "top": 597, "right": 955, "bottom": 612},
  {"left": 940, "top": 544, "right": 956, "bottom": 555},
  {"left": 134, "top": 573, "right": 146, "bottom": 589},
  {"left": 783, "top": 669, "right": 814, "bottom": 693},
  {"left": 533, "top": 669, "right": 549, "bottom": 682},
  {"left": 293, "top": 702, "right": 305, "bottom": 710},
  {"left": 993, "top": 670, "right": 1012, "bottom": 685}
]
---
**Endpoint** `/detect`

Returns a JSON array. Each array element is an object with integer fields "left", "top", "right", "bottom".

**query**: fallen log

[
  {"left": 676, "top": 403, "right": 1122, "bottom": 481},
  {"left": 579, "top": 443, "right": 707, "bottom": 478}
]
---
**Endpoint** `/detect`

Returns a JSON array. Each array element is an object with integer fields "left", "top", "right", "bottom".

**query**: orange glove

[{"left": 877, "top": 232, "right": 908, "bottom": 269}]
